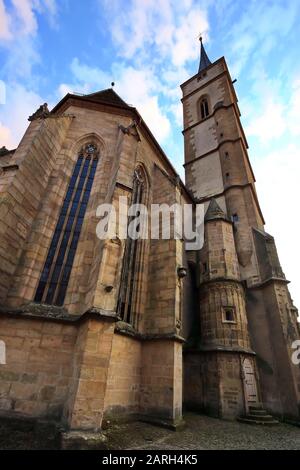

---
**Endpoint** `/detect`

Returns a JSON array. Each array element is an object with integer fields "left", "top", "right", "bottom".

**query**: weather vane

[{"left": 197, "top": 31, "right": 205, "bottom": 42}]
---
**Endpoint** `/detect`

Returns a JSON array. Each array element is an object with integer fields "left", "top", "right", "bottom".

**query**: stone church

[{"left": 0, "top": 39, "right": 299, "bottom": 435}]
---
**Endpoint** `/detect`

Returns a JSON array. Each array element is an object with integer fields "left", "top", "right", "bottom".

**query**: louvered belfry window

[
  {"left": 117, "top": 167, "right": 145, "bottom": 325},
  {"left": 35, "top": 143, "right": 99, "bottom": 306},
  {"left": 200, "top": 97, "right": 209, "bottom": 119}
]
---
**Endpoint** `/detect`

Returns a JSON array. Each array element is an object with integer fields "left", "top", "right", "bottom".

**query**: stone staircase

[{"left": 238, "top": 403, "right": 279, "bottom": 425}]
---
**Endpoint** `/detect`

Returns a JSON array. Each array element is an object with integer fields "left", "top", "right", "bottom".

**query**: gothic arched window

[
  {"left": 200, "top": 97, "right": 210, "bottom": 119},
  {"left": 117, "top": 166, "right": 147, "bottom": 326},
  {"left": 34, "top": 143, "right": 99, "bottom": 306}
]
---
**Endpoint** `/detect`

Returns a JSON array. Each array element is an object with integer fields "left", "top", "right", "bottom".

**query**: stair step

[
  {"left": 237, "top": 417, "right": 279, "bottom": 425},
  {"left": 245, "top": 414, "right": 275, "bottom": 422},
  {"left": 248, "top": 409, "right": 271, "bottom": 416}
]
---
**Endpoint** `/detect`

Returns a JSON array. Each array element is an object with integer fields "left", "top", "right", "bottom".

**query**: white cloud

[
  {"left": 169, "top": 102, "right": 182, "bottom": 127},
  {"left": 0, "top": 0, "right": 58, "bottom": 43},
  {"left": 100, "top": 0, "right": 209, "bottom": 68},
  {"left": 246, "top": 100, "right": 286, "bottom": 143},
  {"left": 0, "top": 0, "right": 12, "bottom": 40},
  {"left": 95, "top": 0, "right": 209, "bottom": 138},
  {"left": 253, "top": 144, "right": 300, "bottom": 308},
  {"left": 0, "top": 83, "right": 43, "bottom": 148},
  {"left": 288, "top": 77, "right": 300, "bottom": 137},
  {"left": 58, "top": 59, "right": 171, "bottom": 142},
  {"left": 227, "top": 0, "right": 299, "bottom": 77},
  {"left": 172, "top": 9, "right": 209, "bottom": 67},
  {"left": 244, "top": 68, "right": 300, "bottom": 144},
  {"left": 0, "top": 0, "right": 58, "bottom": 80},
  {"left": 3, "top": 37, "right": 40, "bottom": 79},
  {"left": 0, "top": 122, "right": 14, "bottom": 148},
  {"left": 0, "top": 0, "right": 57, "bottom": 41},
  {"left": 12, "top": 0, "right": 38, "bottom": 36},
  {"left": 0, "top": 0, "right": 59, "bottom": 148}
]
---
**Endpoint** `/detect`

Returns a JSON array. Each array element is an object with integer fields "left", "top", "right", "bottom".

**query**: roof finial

[{"left": 198, "top": 35, "right": 211, "bottom": 74}]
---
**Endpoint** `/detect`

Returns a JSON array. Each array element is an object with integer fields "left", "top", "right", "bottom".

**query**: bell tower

[
  {"left": 182, "top": 37, "right": 265, "bottom": 283},
  {"left": 182, "top": 38, "right": 300, "bottom": 422}
]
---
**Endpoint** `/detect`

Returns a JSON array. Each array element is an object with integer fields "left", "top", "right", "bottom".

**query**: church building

[{"left": 0, "top": 39, "right": 299, "bottom": 435}]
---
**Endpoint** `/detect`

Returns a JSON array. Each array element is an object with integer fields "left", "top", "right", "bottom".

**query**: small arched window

[
  {"left": 34, "top": 143, "right": 99, "bottom": 306},
  {"left": 200, "top": 97, "right": 209, "bottom": 119}
]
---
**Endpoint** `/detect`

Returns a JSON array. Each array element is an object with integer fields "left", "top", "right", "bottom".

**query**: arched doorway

[{"left": 242, "top": 357, "right": 258, "bottom": 411}]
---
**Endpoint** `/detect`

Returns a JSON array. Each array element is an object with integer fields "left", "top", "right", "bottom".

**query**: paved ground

[
  {"left": 104, "top": 413, "right": 300, "bottom": 450},
  {"left": 0, "top": 413, "right": 300, "bottom": 450}
]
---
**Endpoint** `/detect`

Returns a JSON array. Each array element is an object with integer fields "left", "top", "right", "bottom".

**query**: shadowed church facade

[{"left": 0, "top": 40, "right": 299, "bottom": 433}]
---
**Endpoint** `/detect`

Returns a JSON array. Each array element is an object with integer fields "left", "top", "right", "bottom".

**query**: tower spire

[{"left": 198, "top": 36, "right": 211, "bottom": 73}]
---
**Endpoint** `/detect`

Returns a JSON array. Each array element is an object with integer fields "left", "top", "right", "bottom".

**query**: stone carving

[
  {"left": 28, "top": 103, "right": 50, "bottom": 122},
  {"left": 119, "top": 120, "right": 141, "bottom": 141},
  {"left": 0, "top": 146, "right": 9, "bottom": 156}
]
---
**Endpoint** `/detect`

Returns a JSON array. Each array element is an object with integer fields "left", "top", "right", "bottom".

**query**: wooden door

[{"left": 243, "top": 358, "right": 258, "bottom": 405}]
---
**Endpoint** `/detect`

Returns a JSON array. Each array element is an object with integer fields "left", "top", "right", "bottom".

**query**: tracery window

[
  {"left": 117, "top": 166, "right": 146, "bottom": 326},
  {"left": 34, "top": 143, "right": 99, "bottom": 306},
  {"left": 200, "top": 97, "right": 210, "bottom": 119}
]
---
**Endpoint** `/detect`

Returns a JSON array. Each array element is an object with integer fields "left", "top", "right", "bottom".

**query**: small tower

[
  {"left": 182, "top": 38, "right": 300, "bottom": 422},
  {"left": 185, "top": 198, "right": 260, "bottom": 418}
]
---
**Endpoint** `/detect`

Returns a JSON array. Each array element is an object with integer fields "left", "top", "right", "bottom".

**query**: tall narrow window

[
  {"left": 200, "top": 98, "right": 209, "bottom": 119},
  {"left": 117, "top": 166, "right": 146, "bottom": 326},
  {"left": 35, "top": 143, "right": 99, "bottom": 306}
]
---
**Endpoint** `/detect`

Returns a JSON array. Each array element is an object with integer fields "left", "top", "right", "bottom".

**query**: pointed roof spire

[
  {"left": 205, "top": 198, "right": 227, "bottom": 222},
  {"left": 198, "top": 36, "right": 211, "bottom": 74}
]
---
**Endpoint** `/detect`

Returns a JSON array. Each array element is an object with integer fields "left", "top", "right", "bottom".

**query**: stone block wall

[
  {"left": 247, "top": 282, "right": 300, "bottom": 420},
  {"left": 140, "top": 340, "right": 182, "bottom": 422},
  {"left": 197, "top": 354, "right": 220, "bottom": 417},
  {"left": 218, "top": 353, "right": 245, "bottom": 418},
  {"left": 199, "top": 282, "right": 250, "bottom": 350},
  {"left": 144, "top": 166, "right": 180, "bottom": 335},
  {"left": 184, "top": 352, "right": 246, "bottom": 419},
  {"left": 0, "top": 116, "right": 73, "bottom": 307},
  {"left": 183, "top": 352, "right": 203, "bottom": 411},
  {"left": 104, "top": 333, "right": 142, "bottom": 419},
  {"left": 0, "top": 316, "right": 76, "bottom": 419},
  {"left": 63, "top": 318, "right": 115, "bottom": 431}
]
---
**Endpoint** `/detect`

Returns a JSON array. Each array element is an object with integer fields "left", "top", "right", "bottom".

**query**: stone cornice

[
  {"left": 199, "top": 277, "right": 245, "bottom": 290},
  {"left": 183, "top": 135, "right": 256, "bottom": 186},
  {"left": 0, "top": 304, "right": 118, "bottom": 324},
  {"left": 180, "top": 56, "right": 239, "bottom": 109},
  {"left": 0, "top": 305, "right": 186, "bottom": 343},
  {"left": 115, "top": 321, "right": 186, "bottom": 343},
  {"left": 247, "top": 277, "right": 290, "bottom": 290},
  {"left": 184, "top": 345, "right": 256, "bottom": 355},
  {"left": 193, "top": 183, "right": 265, "bottom": 226},
  {"left": 183, "top": 102, "right": 253, "bottom": 179}
]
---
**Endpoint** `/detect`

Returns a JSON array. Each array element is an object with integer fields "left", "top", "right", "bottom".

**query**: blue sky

[{"left": 0, "top": 0, "right": 300, "bottom": 307}]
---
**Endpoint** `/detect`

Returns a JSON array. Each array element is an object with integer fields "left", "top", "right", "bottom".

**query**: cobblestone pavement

[
  {"left": 0, "top": 413, "right": 299, "bottom": 450},
  {"left": 105, "top": 413, "right": 300, "bottom": 450}
]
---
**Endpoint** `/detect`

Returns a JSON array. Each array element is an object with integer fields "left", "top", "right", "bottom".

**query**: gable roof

[
  {"left": 50, "top": 88, "right": 193, "bottom": 202},
  {"left": 84, "top": 88, "right": 131, "bottom": 108}
]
